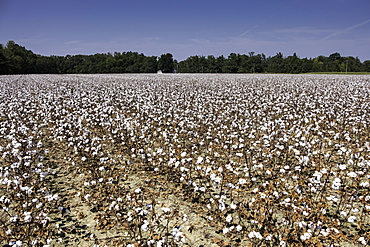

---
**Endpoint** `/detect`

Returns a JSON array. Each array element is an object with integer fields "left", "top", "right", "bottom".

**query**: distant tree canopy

[
  {"left": 1, "top": 40, "right": 369, "bottom": 74},
  {"left": 158, "top": 53, "right": 174, "bottom": 73}
]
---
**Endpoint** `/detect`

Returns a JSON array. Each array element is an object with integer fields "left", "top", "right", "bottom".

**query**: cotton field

[{"left": 0, "top": 74, "right": 369, "bottom": 247}]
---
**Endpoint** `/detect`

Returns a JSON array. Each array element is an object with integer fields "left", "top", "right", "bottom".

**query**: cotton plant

[{"left": 1, "top": 74, "right": 370, "bottom": 246}]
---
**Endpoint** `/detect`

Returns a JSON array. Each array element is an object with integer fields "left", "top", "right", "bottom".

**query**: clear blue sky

[{"left": 1, "top": 0, "right": 369, "bottom": 61}]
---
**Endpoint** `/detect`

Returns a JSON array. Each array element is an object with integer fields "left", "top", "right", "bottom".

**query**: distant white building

[{"left": 157, "top": 70, "right": 162, "bottom": 74}]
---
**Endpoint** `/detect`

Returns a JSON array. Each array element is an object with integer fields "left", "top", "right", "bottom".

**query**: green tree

[
  {"left": 215, "top": 55, "right": 225, "bottom": 73},
  {"left": 182, "top": 56, "right": 200, "bottom": 73},
  {"left": 2, "top": 41, "right": 37, "bottom": 74},
  {"left": 284, "top": 53, "right": 302, "bottom": 73},
  {"left": 158, "top": 53, "right": 174, "bottom": 73},
  {"left": 2, "top": 40, "right": 370, "bottom": 74},
  {"left": 301, "top": 58, "right": 313, "bottom": 73},
  {"left": 328, "top": 52, "right": 342, "bottom": 72},
  {"left": 223, "top": 53, "right": 239, "bottom": 73},
  {"left": 0, "top": 44, "right": 9, "bottom": 74},
  {"left": 205, "top": 55, "right": 216, "bottom": 73},
  {"left": 141, "top": 56, "right": 158, "bottom": 73},
  {"left": 237, "top": 54, "right": 249, "bottom": 73},
  {"left": 267, "top": 52, "right": 284, "bottom": 73},
  {"left": 363, "top": 60, "right": 370, "bottom": 72},
  {"left": 248, "top": 53, "right": 265, "bottom": 73},
  {"left": 344, "top": 56, "right": 362, "bottom": 72},
  {"left": 312, "top": 56, "right": 327, "bottom": 72}
]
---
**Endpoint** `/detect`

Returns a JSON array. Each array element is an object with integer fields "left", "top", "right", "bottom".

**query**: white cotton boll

[
  {"left": 214, "top": 176, "right": 222, "bottom": 184},
  {"left": 333, "top": 177, "right": 341, "bottom": 183},
  {"left": 265, "top": 235, "right": 272, "bottom": 241},
  {"left": 320, "top": 228, "right": 330, "bottom": 237},
  {"left": 135, "top": 188, "right": 142, "bottom": 193},
  {"left": 84, "top": 194, "right": 91, "bottom": 201},
  {"left": 141, "top": 220, "right": 149, "bottom": 231},
  {"left": 9, "top": 215, "right": 18, "bottom": 222},
  {"left": 347, "top": 172, "right": 357, "bottom": 178},
  {"left": 226, "top": 215, "right": 233, "bottom": 222},
  {"left": 248, "top": 231, "right": 263, "bottom": 239},
  {"left": 338, "top": 164, "right": 347, "bottom": 170},
  {"left": 13, "top": 240, "right": 22, "bottom": 246},
  {"left": 36, "top": 141, "right": 43, "bottom": 148},
  {"left": 161, "top": 207, "right": 171, "bottom": 213},
  {"left": 358, "top": 237, "right": 367, "bottom": 245},
  {"left": 348, "top": 216, "right": 356, "bottom": 223},
  {"left": 300, "top": 231, "right": 312, "bottom": 241},
  {"left": 39, "top": 172, "right": 48, "bottom": 178},
  {"left": 360, "top": 181, "right": 369, "bottom": 187},
  {"left": 321, "top": 168, "right": 328, "bottom": 174},
  {"left": 147, "top": 240, "right": 155, "bottom": 245}
]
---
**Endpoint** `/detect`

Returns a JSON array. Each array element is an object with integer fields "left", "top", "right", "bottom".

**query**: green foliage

[
  {"left": 0, "top": 41, "right": 368, "bottom": 74},
  {"left": 158, "top": 53, "right": 174, "bottom": 73},
  {"left": 363, "top": 60, "right": 370, "bottom": 72}
]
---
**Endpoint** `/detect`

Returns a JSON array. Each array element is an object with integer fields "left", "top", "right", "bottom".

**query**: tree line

[{"left": 1, "top": 40, "right": 370, "bottom": 74}]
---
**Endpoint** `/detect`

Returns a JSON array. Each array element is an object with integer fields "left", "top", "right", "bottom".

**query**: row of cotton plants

[{"left": 0, "top": 73, "right": 369, "bottom": 246}]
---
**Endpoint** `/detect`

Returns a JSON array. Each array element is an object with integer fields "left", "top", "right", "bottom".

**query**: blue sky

[{"left": 1, "top": 0, "right": 370, "bottom": 61}]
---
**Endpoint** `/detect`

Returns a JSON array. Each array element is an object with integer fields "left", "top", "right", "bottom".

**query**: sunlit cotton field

[{"left": 0, "top": 74, "right": 369, "bottom": 247}]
